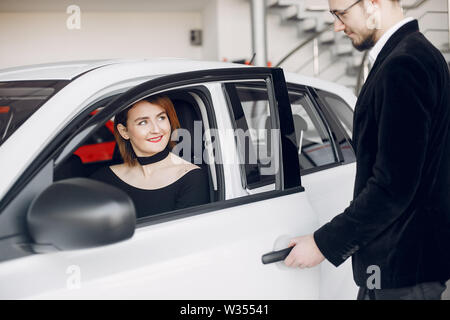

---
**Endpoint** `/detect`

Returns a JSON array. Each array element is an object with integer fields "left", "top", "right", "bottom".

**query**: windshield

[{"left": 0, "top": 80, "right": 68, "bottom": 147}]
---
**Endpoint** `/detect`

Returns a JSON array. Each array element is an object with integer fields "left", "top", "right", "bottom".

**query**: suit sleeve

[{"left": 313, "top": 56, "right": 434, "bottom": 267}]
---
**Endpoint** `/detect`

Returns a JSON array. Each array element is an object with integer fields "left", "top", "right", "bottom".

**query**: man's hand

[{"left": 284, "top": 234, "right": 325, "bottom": 268}]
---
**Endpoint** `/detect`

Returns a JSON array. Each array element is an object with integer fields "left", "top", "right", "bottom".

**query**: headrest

[
  {"left": 264, "top": 114, "right": 308, "bottom": 145},
  {"left": 171, "top": 99, "right": 203, "bottom": 163},
  {"left": 292, "top": 114, "right": 308, "bottom": 145}
]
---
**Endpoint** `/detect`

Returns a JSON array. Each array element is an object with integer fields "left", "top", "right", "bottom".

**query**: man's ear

[
  {"left": 366, "top": 1, "right": 375, "bottom": 14},
  {"left": 365, "top": 0, "right": 380, "bottom": 14},
  {"left": 365, "top": 0, "right": 381, "bottom": 30},
  {"left": 117, "top": 123, "right": 130, "bottom": 140}
]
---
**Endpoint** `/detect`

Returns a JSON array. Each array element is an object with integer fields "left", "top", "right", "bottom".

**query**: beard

[{"left": 352, "top": 30, "right": 377, "bottom": 52}]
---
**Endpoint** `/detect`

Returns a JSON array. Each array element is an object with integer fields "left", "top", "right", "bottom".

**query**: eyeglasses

[{"left": 330, "top": 0, "right": 363, "bottom": 23}]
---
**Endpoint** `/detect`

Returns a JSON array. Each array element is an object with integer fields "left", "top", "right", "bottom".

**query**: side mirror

[{"left": 27, "top": 178, "right": 136, "bottom": 251}]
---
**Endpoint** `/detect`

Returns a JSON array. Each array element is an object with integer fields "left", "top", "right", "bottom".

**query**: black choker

[{"left": 136, "top": 145, "right": 170, "bottom": 166}]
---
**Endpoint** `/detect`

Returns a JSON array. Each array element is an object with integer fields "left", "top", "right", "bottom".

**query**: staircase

[{"left": 267, "top": 0, "right": 450, "bottom": 95}]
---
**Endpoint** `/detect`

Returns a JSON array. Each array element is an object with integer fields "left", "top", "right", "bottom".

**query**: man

[{"left": 284, "top": 0, "right": 450, "bottom": 300}]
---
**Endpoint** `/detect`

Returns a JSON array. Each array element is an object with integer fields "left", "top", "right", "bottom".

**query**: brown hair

[{"left": 113, "top": 95, "right": 180, "bottom": 166}]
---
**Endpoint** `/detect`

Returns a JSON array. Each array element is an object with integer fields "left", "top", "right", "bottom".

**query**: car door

[
  {"left": 284, "top": 83, "right": 358, "bottom": 299},
  {"left": 0, "top": 67, "right": 321, "bottom": 299}
]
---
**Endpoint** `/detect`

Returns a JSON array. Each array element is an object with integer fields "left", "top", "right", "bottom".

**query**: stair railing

[
  {"left": 275, "top": 0, "right": 430, "bottom": 70},
  {"left": 274, "top": 24, "right": 334, "bottom": 67},
  {"left": 272, "top": 0, "right": 439, "bottom": 95}
]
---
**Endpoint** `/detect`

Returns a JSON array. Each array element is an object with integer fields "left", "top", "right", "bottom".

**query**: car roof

[
  {"left": 0, "top": 58, "right": 356, "bottom": 107},
  {"left": 0, "top": 59, "right": 240, "bottom": 81}
]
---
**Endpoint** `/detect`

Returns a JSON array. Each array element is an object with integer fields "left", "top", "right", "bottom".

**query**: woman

[{"left": 90, "top": 95, "right": 209, "bottom": 218}]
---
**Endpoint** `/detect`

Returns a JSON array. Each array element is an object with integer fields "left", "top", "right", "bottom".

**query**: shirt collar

[{"left": 369, "top": 17, "right": 414, "bottom": 66}]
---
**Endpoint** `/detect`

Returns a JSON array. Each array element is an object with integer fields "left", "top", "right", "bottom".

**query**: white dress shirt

[{"left": 368, "top": 17, "right": 415, "bottom": 66}]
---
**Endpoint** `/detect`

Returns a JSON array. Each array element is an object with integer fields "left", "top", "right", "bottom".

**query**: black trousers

[{"left": 357, "top": 281, "right": 447, "bottom": 300}]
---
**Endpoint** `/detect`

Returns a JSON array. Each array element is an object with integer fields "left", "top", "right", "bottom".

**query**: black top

[{"left": 90, "top": 166, "right": 210, "bottom": 219}]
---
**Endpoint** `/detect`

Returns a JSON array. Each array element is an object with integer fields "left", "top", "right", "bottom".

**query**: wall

[
  {"left": 0, "top": 10, "right": 203, "bottom": 69},
  {"left": 202, "top": 0, "right": 303, "bottom": 66},
  {"left": 202, "top": 0, "right": 220, "bottom": 61},
  {"left": 0, "top": 0, "right": 448, "bottom": 79},
  {"left": 208, "top": 0, "right": 253, "bottom": 63}
]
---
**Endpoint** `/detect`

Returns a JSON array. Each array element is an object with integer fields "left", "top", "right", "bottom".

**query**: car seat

[
  {"left": 169, "top": 94, "right": 214, "bottom": 202},
  {"left": 264, "top": 113, "right": 314, "bottom": 170}
]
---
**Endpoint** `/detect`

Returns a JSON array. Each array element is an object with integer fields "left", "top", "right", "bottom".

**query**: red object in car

[
  {"left": 73, "top": 110, "right": 117, "bottom": 163},
  {"left": 74, "top": 141, "right": 116, "bottom": 163},
  {"left": 0, "top": 106, "right": 10, "bottom": 114}
]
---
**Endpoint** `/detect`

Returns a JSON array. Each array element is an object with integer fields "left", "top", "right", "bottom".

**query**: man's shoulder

[{"left": 386, "top": 31, "right": 446, "bottom": 70}]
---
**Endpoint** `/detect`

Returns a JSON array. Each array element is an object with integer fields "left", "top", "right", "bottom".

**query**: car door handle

[{"left": 261, "top": 247, "right": 293, "bottom": 264}]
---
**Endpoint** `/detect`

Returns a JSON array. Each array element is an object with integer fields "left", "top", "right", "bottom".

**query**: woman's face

[{"left": 118, "top": 100, "right": 171, "bottom": 157}]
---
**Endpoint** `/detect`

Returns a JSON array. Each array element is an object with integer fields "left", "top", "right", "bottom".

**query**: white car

[{"left": 0, "top": 59, "right": 358, "bottom": 299}]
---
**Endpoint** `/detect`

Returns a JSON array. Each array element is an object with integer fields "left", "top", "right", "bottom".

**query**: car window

[
  {"left": 54, "top": 88, "right": 218, "bottom": 219},
  {"left": 288, "top": 90, "right": 338, "bottom": 171},
  {"left": 316, "top": 89, "right": 353, "bottom": 138},
  {"left": 0, "top": 81, "right": 68, "bottom": 147},
  {"left": 224, "top": 82, "right": 278, "bottom": 190}
]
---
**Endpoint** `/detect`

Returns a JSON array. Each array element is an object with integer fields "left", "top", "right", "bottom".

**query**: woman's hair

[{"left": 113, "top": 95, "right": 180, "bottom": 166}]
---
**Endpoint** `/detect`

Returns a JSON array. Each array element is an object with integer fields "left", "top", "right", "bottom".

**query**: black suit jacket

[{"left": 314, "top": 20, "right": 450, "bottom": 288}]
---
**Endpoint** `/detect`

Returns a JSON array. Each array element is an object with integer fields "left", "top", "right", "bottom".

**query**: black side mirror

[{"left": 27, "top": 178, "right": 136, "bottom": 251}]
